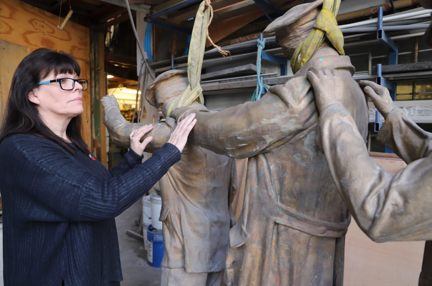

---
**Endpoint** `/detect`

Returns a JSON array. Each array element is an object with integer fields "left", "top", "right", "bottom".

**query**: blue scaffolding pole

[{"left": 375, "top": 7, "right": 398, "bottom": 153}]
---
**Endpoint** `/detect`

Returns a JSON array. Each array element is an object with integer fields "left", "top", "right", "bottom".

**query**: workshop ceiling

[
  {"left": 21, "top": 0, "right": 127, "bottom": 26},
  {"left": 21, "top": 0, "right": 308, "bottom": 31},
  {"left": 21, "top": 0, "right": 310, "bottom": 81},
  {"left": 21, "top": 0, "right": 421, "bottom": 83}
]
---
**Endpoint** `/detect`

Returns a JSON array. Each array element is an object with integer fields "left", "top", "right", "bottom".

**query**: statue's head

[
  {"left": 264, "top": 0, "right": 323, "bottom": 57},
  {"left": 145, "top": 69, "right": 188, "bottom": 116}
]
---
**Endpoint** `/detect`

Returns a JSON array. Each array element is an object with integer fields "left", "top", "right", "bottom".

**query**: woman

[{"left": 0, "top": 48, "right": 196, "bottom": 286}]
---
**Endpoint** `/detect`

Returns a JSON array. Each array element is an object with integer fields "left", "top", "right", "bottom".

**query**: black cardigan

[{"left": 0, "top": 134, "right": 180, "bottom": 286}]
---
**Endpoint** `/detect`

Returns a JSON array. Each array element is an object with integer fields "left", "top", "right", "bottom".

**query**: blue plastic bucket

[
  {"left": 147, "top": 225, "right": 164, "bottom": 267},
  {"left": 146, "top": 225, "right": 153, "bottom": 263}
]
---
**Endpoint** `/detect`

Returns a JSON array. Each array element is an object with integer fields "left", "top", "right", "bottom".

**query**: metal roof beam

[
  {"left": 150, "top": 0, "right": 201, "bottom": 18},
  {"left": 99, "top": 0, "right": 150, "bottom": 12}
]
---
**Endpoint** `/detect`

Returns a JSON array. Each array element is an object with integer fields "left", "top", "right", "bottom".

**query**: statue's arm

[
  {"left": 101, "top": 96, "right": 142, "bottom": 147},
  {"left": 144, "top": 119, "right": 176, "bottom": 153},
  {"left": 320, "top": 104, "right": 432, "bottom": 242},
  {"left": 101, "top": 95, "right": 175, "bottom": 152},
  {"left": 378, "top": 108, "right": 432, "bottom": 163},
  {"left": 173, "top": 80, "right": 317, "bottom": 158}
]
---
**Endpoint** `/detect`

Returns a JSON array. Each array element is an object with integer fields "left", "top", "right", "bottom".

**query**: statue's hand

[
  {"left": 307, "top": 68, "right": 347, "bottom": 112},
  {"left": 359, "top": 80, "right": 395, "bottom": 119}
]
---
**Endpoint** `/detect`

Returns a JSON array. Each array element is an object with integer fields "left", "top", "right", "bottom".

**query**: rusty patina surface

[{"left": 173, "top": 47, "right": 368, "bottom": 286}]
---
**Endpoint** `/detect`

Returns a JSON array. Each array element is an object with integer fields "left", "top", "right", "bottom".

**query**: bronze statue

[
  {"left": 102, "top": 70, "right": 232, "bottom": 286},
  {"left": 171, "top": 1, "right": 369, "bottom": 285},
  {"left": 308, "top": 70, "right": 432, "bottom": 242}
]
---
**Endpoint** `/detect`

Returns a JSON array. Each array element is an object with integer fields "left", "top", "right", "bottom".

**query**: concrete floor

[{"left": 116, "top": 201, "right": 161, "bottom": 286}]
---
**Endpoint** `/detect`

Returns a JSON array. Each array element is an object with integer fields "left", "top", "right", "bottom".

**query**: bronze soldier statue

[
  {"left": 102, "top": 70, "right": 232, "bottom": 286},
  {"left": 172, "top": 0, "right": 368, "bottom": 285}
]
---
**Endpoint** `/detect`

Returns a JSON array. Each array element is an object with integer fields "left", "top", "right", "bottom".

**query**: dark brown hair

[{"left": 0, "top": 48, "right": 88, "bottom": 153}]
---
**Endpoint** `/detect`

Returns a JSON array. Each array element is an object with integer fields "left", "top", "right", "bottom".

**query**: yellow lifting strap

[
  {"left": 291, "top": 0, "right": 344, "bottom": 73},
  {"left": 167, "top": 0, "right": 229, "bottom": 117}
]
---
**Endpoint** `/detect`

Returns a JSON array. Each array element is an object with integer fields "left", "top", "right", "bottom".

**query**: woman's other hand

[
  {"left": 168, "top": 113, "right": 197, "bottom": 152},
  {"left": 129, "top": 124, "right": 154, "bottom": 156}
]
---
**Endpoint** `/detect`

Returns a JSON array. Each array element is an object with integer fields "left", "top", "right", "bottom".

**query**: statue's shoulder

[{"left": 268, "top": 75, "right": 310, "bottom": 99}]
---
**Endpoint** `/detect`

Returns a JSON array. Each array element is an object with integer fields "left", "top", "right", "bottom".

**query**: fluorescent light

[
  {"left": 107, "top": 74, "right": 114, "bottom": 79},
  {"left": 108, "top": 87, "right": 141, "bottom": 110}
]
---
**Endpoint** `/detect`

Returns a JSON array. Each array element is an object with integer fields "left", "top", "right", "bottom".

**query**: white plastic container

[
  {"left": 151, "top": 194, "right": 162, "bottom": 230},
  {"left": 142, "top": 195, "right": 152, "bottom": 227},
  {"left": 144, "top": 224, "right": 151, "bottom": 252}
]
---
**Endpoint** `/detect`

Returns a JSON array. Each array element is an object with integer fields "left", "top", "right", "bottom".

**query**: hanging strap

[
  {"left": 251, "top": 34, "right": 269, "bottom": 102},
  {"left": 167, "top": 0, "right": 229, "bottom": 116},
  {"left": 291, "top": 0, "right": 344, "bottom": 73}
]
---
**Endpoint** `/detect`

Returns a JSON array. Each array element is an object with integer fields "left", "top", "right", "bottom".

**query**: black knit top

[{"left": 0, "top": 134, "right": 180, "bottom": 286}]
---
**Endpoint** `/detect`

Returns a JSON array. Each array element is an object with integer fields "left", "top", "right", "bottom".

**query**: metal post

[
  {"left": 377, "top": 6, "right": 399, "bottom": 65},
  {"left": 144, "top": 23, "right": 153, "bottom": 63},
  {"left": 261, "top": 52, "right": 288, "bottom": 76},
  {"left": 374, "top": 6, "right": 398, "bottom": 143}
]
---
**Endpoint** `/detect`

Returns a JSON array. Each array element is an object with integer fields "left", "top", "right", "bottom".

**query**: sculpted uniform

[
  {"left": 174, "top": 48, "right": 368, "bottom": 286},
  {"left": 152, "top": 120, "right": 232, "bottom": 286},
  {"left": 320, "top": 105, "right": 432, "bottom": 242},
  {"left": 145, "top": 70, "right": 233, "bottom": 286},
  {"left": 101, "top": 72, "right": 232, "bottom": 286}
]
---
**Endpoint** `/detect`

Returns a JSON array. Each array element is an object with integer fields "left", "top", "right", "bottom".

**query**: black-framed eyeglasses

[{"left": 38, "top": 78, "right": 88, "bottom": 91}]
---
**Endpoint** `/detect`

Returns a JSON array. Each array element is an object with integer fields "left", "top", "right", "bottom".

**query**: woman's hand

[
  {"left": 168, "top": 113, "right": 197, "bottom": 152},
  {"left": 129, "top": 124, "right": 154, "bottom": 156}
]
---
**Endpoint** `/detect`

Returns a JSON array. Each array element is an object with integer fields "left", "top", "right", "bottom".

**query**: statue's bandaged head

[
  {"left": 145, "top": 69, "right": 188, "bottom": 115},
  {"left": 264, "top": 0, "right": 344, "bottom": 72},
  {"left": 274, "top": 9, "right": 320, "bottom": 57},
  {"left": 264, "top": 0, "right": 323, "bottom": 56}
]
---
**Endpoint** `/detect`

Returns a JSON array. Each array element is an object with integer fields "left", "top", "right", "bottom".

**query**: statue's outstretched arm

[
  {"left": 360, "top": 80, "right": 432, "bottom": 163},
  {"left": 172, "top": 78, "right": 317, "bottom": 158},
  {"left": 320, "top": 105, "right": 432, "bottom": 242},
  {"left": 308, "top": 69, "right": 432, "bottom": 242},
  {"left": 377, "top": 108, "right": 432, "bottom": 163},
  {"left": 101, "top": 95, "right": 173, "bottom": 152}
]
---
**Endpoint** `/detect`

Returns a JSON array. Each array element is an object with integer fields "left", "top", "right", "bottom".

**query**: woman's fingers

[
  {"left": 130, "top": 124, "right": 153, "bottom": 145},
  {"left": 181, "top": 119, "right": 197, "bottom": 137},
  {"left": 168, "top": 113, "right": 197, "bottom": 152},
  {"left": 131, "top": 124, "right": 153, "bottom": 137},
  {"left": 129, "top": 124, "right": 154, "bottom": 155},
  {"left": 140, "top": 136, "right": 153, "bottom": 150},
  {"left": 178, "top": 113, "right": 196, "bottom": 128},
  {"left": 174, "top": 114, "right": 195, "bottom": 136}
]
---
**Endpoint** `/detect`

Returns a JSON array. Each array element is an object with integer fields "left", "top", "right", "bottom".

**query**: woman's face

[{"left": 29, "top": 71, "right": 84, "bottom": 120}]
